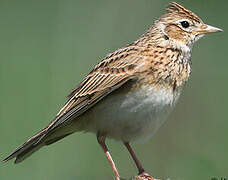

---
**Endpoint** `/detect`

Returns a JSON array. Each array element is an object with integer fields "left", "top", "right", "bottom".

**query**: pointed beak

[{"left": 194, "top": 24, "right": 223, "bottom": 34}]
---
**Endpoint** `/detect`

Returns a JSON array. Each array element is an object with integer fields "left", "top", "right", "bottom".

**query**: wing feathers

[
  {"left": 30, "top": 49, "right": 142, "bottom": 142},
  {"left": 3, "top": 46, "right": 142, "bottom": 163}
]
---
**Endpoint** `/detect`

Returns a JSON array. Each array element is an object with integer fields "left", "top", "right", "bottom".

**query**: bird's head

[{"left": 152, "top": 2, "right": 222, "bottom": 51}]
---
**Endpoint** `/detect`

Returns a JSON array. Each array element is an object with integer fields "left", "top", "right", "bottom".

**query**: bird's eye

[{"left": 180, "top": 21, "right": 190, "bottom": 28}]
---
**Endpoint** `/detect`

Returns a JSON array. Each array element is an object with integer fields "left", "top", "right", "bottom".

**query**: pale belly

[{"left": 80, "top": 84, "right": 181, "bottom": 142}]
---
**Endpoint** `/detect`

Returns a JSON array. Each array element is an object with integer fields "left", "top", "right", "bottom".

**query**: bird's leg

[
  {"left": 97, "top": 134, "right": 120, "bottom": 180},
  {"left": 124, "top": 142, "right": 145, "bottom": 175},
  {"left": 124, "top": 142, "right": 160, "bottom": 180}
]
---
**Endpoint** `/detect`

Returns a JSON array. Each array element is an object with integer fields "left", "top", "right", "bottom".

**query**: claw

[{"left": 135, "top": 172, "right": 160, "bottom": 180}]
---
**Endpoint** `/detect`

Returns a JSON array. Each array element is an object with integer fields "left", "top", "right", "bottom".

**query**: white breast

[{"left": 83, "top": 84, "right": 180, "bottom": 142}]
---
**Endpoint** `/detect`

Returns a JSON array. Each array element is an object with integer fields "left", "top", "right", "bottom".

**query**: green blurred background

[{"left": 0, "top": 0, "right": 227, "bottom": 179}]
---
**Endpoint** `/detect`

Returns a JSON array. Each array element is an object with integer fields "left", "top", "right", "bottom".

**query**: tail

[{"left": 3, "top": 128, "right": 72, "bottom": 164}]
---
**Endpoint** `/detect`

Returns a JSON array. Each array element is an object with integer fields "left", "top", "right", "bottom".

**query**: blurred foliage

[{"left": 0, "top": 0, "right": 227, "bottom": 180}]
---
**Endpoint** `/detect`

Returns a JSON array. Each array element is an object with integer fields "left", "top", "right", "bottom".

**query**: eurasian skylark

[{"left": 3, "top": 2, "right": 222, "bottom": 180}]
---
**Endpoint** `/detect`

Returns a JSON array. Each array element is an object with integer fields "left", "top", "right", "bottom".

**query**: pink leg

[
  {"left": 97, "top": 135, "right": 120, "bottom": 180},
  {"left": 124, "top": 142, "right": 145, "bottom": 174}
]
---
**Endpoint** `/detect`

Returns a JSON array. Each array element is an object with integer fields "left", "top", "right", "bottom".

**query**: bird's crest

[{"left": 166, "top": 2, "right": 202, "bottom": 23}]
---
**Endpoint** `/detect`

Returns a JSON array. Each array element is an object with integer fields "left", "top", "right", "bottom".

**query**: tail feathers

[
  {"left": 3, "top": 131, "right": 73, "bottom": 164},
  {"left": 14, "top": 142, "right": 44, "bottom": 164},
  {"left": 44, "top": 133, "right": 72, "bottom": 145},
  {"left": 2, "top": 131, "right": 46, "bottom": 164}
]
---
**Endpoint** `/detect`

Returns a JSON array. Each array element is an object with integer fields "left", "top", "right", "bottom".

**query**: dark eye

[{"left": 180, "top": 21, "right": 190, "bottom": 28}]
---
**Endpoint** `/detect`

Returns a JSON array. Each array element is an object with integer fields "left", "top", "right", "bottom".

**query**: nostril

[{"left": 201, "top": 24, "right": 207, "bottom": 29}]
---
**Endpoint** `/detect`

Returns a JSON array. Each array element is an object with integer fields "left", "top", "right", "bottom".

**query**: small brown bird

[{"left": 3, "top": 2, "right": 222, "bottom": 180}]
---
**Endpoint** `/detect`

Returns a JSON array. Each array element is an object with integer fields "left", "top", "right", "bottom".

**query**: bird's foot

[{"left": 134, "top": 172, "right": 160, "bottom": 180}]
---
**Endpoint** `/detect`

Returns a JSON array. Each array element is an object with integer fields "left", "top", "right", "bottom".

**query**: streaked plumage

[{"left": 3, "top": 2, "right": 222, "bottom": 180}]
